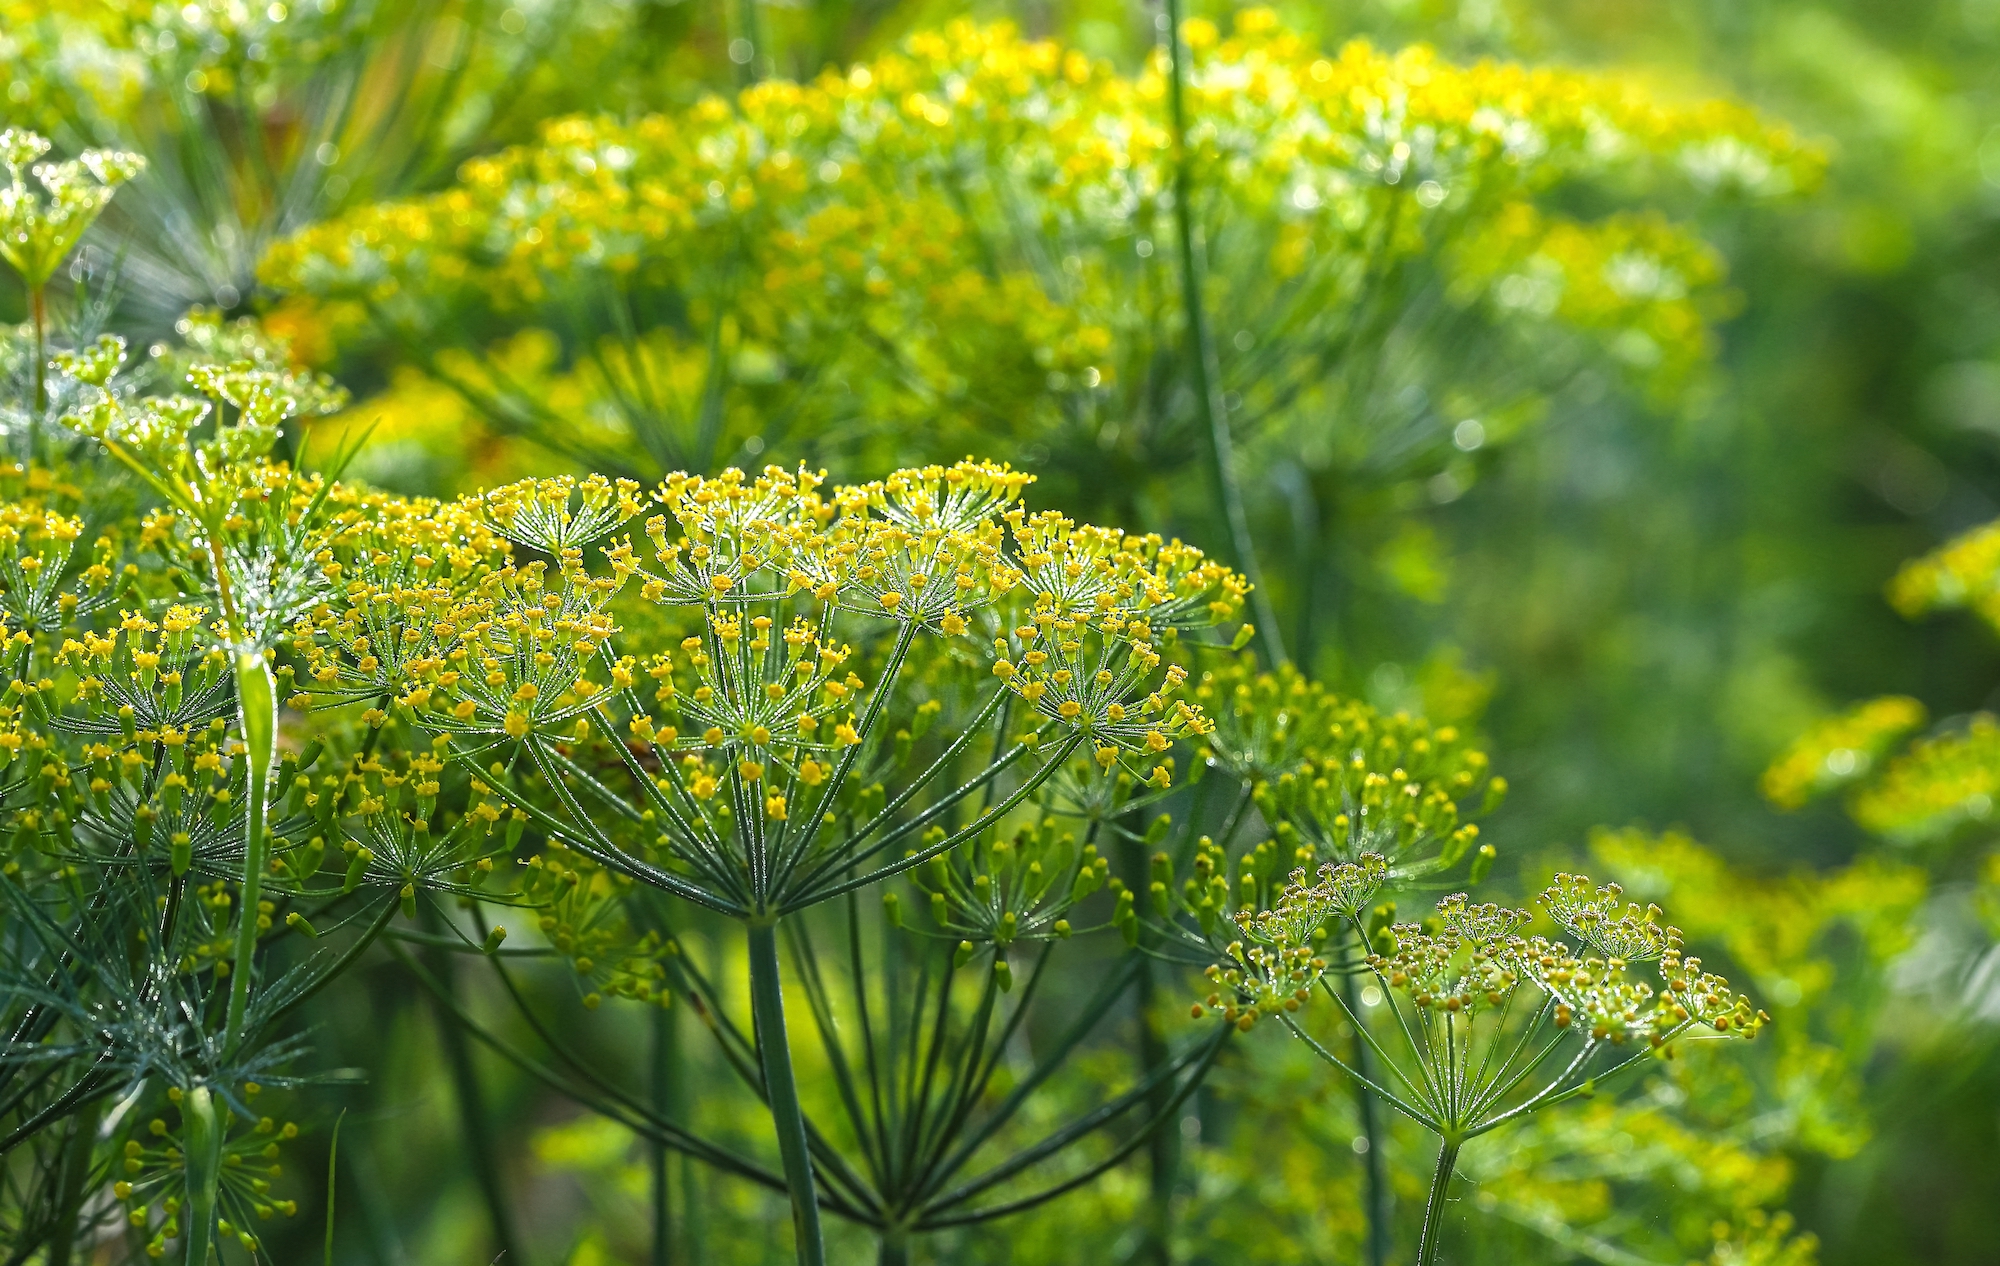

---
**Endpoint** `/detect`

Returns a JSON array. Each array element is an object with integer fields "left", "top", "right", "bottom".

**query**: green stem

[
  {"left": 1162, "top": 0, "right": 1286, "bottom": 666},
  {"left": 223, "top": 654, "right": 275, "bottom": 1054},
  {"left": 748, "top": 920, "right": 824, "bottom": 1266},
  {"left": 183, "top": 1086, "right": 224, "bottom": 1266},
  {"left": 1116, "top": 832, "right": 1176, "bottom": 1266},
  {"left": 421, "top": 911, "right": 524, "bottom": 1265},
  {"left": 28, "top": 283, "right": 45, "bottom": 453},
  {"left": 651, "top": 1002, "right": 676, "bottom": 1266},
  {"left": 734, "top": 0, "right": 765, "bottom": 86},
  {"left": 1340, "top": 963, "right": 1390, "bottom": 1266},
  {"left": 1417, "top": 1138, "right": 1462, "bottom": 1266},
  {"left": 877, "top": 1228, "right": 910, "bottom": 1266},
  {"left": 1137, "top": 956, "right": 1177, "bottom": 1266},
  {"left": 46, "top": 1098, "right": 101, "bottom": 1266}
]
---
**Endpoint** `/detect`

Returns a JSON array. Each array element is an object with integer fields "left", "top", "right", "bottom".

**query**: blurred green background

[{"left": 8, "top": 0, "right": 2000, "bottom": 1262}]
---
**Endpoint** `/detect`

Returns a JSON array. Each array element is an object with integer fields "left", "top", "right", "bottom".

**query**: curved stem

[
  {"left": 749, "top": 920, "right": 825, "bottom": 1266},
  {"left": 1417, "top": 1138, "right": 1462, "bottom": 1266},
  {"left": 1163, "top": 0, "right": 1285, "bottom": 665}
]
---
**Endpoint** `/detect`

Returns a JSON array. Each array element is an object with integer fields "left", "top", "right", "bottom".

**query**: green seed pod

[
  {"left": 341, "top": 848, "right": 371, "bottom": 894},
  {"left": 170, "top": 832, "right": 192, "bottom": 876},
  {"left": 1366, "top": 902, "right": 1396, "bottom": 939},
  {"left": 1469, "top": 843, "right": 1497, "bottom": 885},
  {"left": 911, "top": 698, "right": 941, "bottom": 740},
  {"left": 994, "top": 957, "right": 1013, "bottom": 992},
  {"left": 883, "top": 890, "right": 902, "bottom": 928},
  {"left": 1070, "top": 859, "right": 1103, "bottom": 903},
  {"left": 1439, "top": 824, "right": 1477, "bottom": 868},
  {"left": 953, "top": 939, "right": 975, "bottom": 969},
  {"left": 297, "top": 835, "right": 325, "bottom": 880},
  {"left": 285, "top": 912, "right": 318, "bottom": 939}
]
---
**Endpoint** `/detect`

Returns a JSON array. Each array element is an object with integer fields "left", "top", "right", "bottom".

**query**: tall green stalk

[
  {"left": 27, "top": 282, "right": 46, "bottom": 453},
  {"left": 1116, "top": 829, "right": 1177, "bottom": 1266},
  {"left": 878, "top": 1229, "right": 910, "bottom": 1266},
  {"left": 223, "top": 653, "right": 275, "bottom": 1054},
  {"left": 422, "top": 910, "right": 524, "bottom": 1265},
  {"left": 651, "top": 1002, "right": 676, "bottom": 1266},
  {"left": 46, "top": 1099, "right": 101, "bottom": 1266},
  {"left": 1162, "top": 0, "right": 1286, "bottom": 667},
  {"left": 734, "top": 0, "right": 765, "bottom": 86},
  {"left": 1340, "top": 949, "right": 1390, "bottom": 1266},
  {"left": 748, "top": 921, "right": 824, "bottom": 1266},
  {"left": 182, "top": 1085, "right": 224, "bottom": 1266},
  {"left": 1416, "top": 1139, "right": 1461, "bottom": 1266},
  {"left": 1135, "top": 955, "right": 1178, "bottom": 1266}
]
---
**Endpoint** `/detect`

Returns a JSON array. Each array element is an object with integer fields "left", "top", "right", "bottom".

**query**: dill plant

[
  {"left": 0, "top": 374, "right": 404, "bottom": 1263},
  {"left": 4, "top": 309, "right": 1252, "bottom": 1260},
  {"left": 0, "top": 335, "right": 1787, "bottom": 1264},
  {"left": 267, "top": 458, "right": 1248, "bottom": 1266}
]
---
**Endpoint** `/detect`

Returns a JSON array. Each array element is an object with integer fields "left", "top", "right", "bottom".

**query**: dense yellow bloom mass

[
  {"left": 261, "top": 14, "right": 1816, "bottom": 481},
  {"left": 1770, "top": 511, "right": 2000, "bottom": 845},
  {"left": 1887, "top": 515, "right": 2000, "bottom": 633},
  {"left": 1759, "top": 694, "right": 1927, "bottom": 811},
  {"left": 1849, "top": 715, "right": 2000, "bottom": 844}
]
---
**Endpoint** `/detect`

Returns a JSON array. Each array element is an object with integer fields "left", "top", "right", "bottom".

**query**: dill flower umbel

[
  {"left": 0, "top": 129, "right": 144, "bottom": 292},
  {"left": 1201, "top": 862, "right": 1767, "bottom": 1266}
]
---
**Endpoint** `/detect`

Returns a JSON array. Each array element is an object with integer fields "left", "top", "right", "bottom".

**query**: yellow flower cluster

[
  {"left": 1759, "top": 694, "right": 1927, "bottom": 810},
  {"left": 0, "top": 0, "right": 360, "bottom": 124},
  {"left": 1887, "top": 515, "right": 2000, "bottom": 634},
  {"left": 276, "top": 458, "right": 1240, "bottom": 866},
  {"left": 0, "top": 129, "right": 145, "bottom": 290},
  {"left": 906, "top": 815, "right": 1109, "bottom": 961},
  {"left": 1199, "top": 851, "right": 1390, "bottom": 1028},
  {"left": 518, "top": 838, "right": 673, "bottom": 1010},
  {"left": 1589, "top": 827, "right": 1924, "bottom": 1018},
  {"left": 1849, "top": 715, "right": 2000, "bottom": 845},
  {"left": 113, "top": 1086, "right": 299, "bottom": 1260},
  {"left": 1198, "top": 662, "right": 1503, "bottom": 878},
  {"left": 262, "top": 14, "right": 1815, "bottom": 478},
  {"left": 1368, "top": 880, "right": 1765, "bottom": 1042}
]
